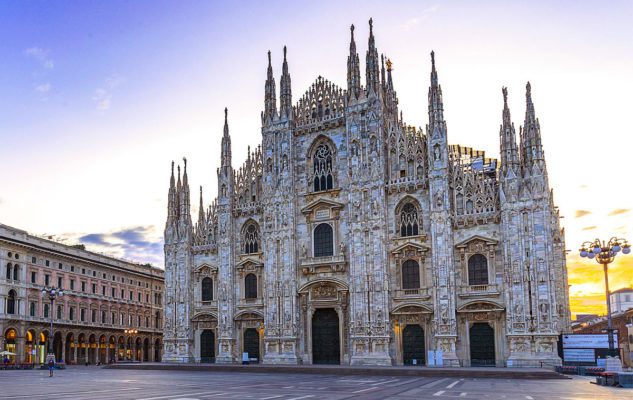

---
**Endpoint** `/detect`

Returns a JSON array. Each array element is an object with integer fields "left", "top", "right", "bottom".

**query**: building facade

[
  {"left": 163, "top": 20, "right": 571, "bottom": 367},
  {"left": 610, "top": 288, "right": 633, "bottom": 314},
  {"left": 0, "top": 223, "right": 164, "bottom": 364}
]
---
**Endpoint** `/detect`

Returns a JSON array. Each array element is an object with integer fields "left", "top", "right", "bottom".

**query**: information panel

[
  {"left": 562, "top": 334, "right": 618, "bottom": 349},
  {"left": 563, "top": 348, "right": 595, "bottom": 362}
]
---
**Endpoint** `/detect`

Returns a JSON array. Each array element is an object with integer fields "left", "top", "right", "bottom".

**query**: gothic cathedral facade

[{"left": 163, "top": 20, "right": 571, "bottom": 367}]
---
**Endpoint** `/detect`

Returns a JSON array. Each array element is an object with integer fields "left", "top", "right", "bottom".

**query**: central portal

[
  {"left": 402, "top": 325, "right": 425, "bottom": 365},
  {"left": 243, "top": 328, "right": 260, "bottom": 362},
  {"left": 469, "top": 322, "right": 495, "bottom": 366},
  {"left": 200, "top": 329, "right": 215, "bottom": 363},
  {"left": 312, "top": 308, "right": 340, "bottom": 365}
]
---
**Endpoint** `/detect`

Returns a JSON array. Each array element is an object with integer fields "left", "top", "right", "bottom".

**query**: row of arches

[{"left": 2, "top": 327, "right": 161, "bottom": 364}]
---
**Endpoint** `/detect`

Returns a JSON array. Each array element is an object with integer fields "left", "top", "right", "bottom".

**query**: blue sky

[{"left": 1, "top": 1, "right": 632, "bottom": 314}]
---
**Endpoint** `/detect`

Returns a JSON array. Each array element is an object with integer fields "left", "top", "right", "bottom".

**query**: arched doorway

[
  {"left": 88, "top": 334, "right": 97, "bottom": 364},
  {"left": 312, "top": 308, "right": 340, "bottom": 365},
  {"left": 469, "top": 323, "right": 495, "bottom": 366},
  {"left": 99, "top": 335, "right": 107, "bottom": 364},
  {"left": 25, "top": 330, "right": 35, "bottom": 364},
  {"left": 108, "top": 336, "right": 116, "bottom": 363},
  {"left": 402, "top": 325, "right": 425, "bottom": 365},
  {"left": 117, "top": 336, "right": 125, "bottom": 360},
  {"left": 154, "top": 339, "right": 161, "bottom": 362},
  {"left": 143, "top": 338, "right": 149, "bottom": 362},
  {"left": 4, "top": 328, "right": 17, "bottom": 363},
  {"left": 65, "top": 333, "right": 74, "bottom": 364},
  {"left": 200, "top": 330, "right": 215, "bottom": 363},
  {"left": 53, "top": 331, "right": 63, "bottom": 362},
  {"left": 38, "top": 331, "right": 49, "bottom": 364},
  {"left": 77, "top": 333, "right": 86, "bottom": 363},
  {"left": 135, "top": 338, "right": 142, "bottom": 361},
  {"left": 243, "top": 328, "right": 259, "bottom": 362}
]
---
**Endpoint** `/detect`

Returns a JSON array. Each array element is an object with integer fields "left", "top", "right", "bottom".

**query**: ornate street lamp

[
  {"left": 124, "top": 329, "right": 139, "bottom": 334},
  {"left": 579, "top": 237, "right": 630, "bottom": 361},
  {"left": 41, "top": 287, "right": 64, "bottom": 362}
]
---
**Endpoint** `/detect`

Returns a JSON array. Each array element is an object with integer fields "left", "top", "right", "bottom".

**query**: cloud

[
  {"left": 62, "top": 225, "right": 164, "bottom": 266},
  {"left": 24, "top": 47, "right": 54, "bottom": 69},
  {"left": 399, "top": 5, "right": 439, "bottom": 31},
  {"left": 35, "top": 83, "right": 51, "bottom": 93},
  {"left": 608, "top": 208, "right": 630, "bottom": 216},
  {"left": 575, "top": 210, "right": 591, "bottom": 218},
  {"left": 92, "top": 74, "right": 125, "bottom": 111},
  {"left": 582, "top": 225, "right": 597, "bottom": 231}
]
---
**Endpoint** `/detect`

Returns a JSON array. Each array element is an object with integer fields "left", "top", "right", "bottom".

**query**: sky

[{"left": 1, "top": 1, "right": 632, "bottom": 318}]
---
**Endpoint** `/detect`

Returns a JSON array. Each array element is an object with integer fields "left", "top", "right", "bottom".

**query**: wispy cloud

[
  {"left": 35, "top": 83, "right": 51, "bottom": 93},
  {"left": 24, "top": 47, "right": 54, "bottom": 69},
  {"left": 399, "top": 5, "right": 439, "bottom": 31},
  {"left": 92, "top": 74, "right": 125, "bottom": 111},
  {"left": 608, "top": 208, "right": 630, "bottom": 216},
  {"left": 57, "top": 225, "right": 163, "bottom": 266},
  {"left": 582, "top": 225, "right": 597, "bottom": 231},
  {"left": 575, "top": 210, "right": 591, "bottom": 218}
]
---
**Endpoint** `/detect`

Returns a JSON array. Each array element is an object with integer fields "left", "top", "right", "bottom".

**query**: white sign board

[
  {"left": 427, "top": 350, "right": 435, "bottom": 366},
  {"left": 562, "top": 334, "right": 618, "bottom": 349},
  {"left": 563, "top": 348, "right": 595, "bottom": 362},
  {"left": 436, "top": 350, "right": 444, "bottom": 366}
]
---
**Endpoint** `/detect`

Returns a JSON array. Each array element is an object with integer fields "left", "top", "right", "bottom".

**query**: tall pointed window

[
  {"left": 398, "top": 202, "right": 420, "bottom": 237},
  {"left": 468, "top": 254, "right": 488, "bottom": 285},
  {"left": 245, "top": 274, "right": 257, "bottom": 299},
  {"left": 243, "top": 222, "right": 260, "bottom": 254},
  {"left": 201, "top": 277, "right": 213, "bottom": 301},
  {"left": 312, "top": 143, "right": 334, "bottom": 192},
  {"left": 6, "top": 263, "right": 12, "bottom": 280},
  {"left": 313, "top": 223, "right": 334, "bottom": 257},
  {"left": 402, "top": 260, "right": 420, "bottom": 290},
  {"left": 7, "top": 289, "right": 16, "bottom": 314}
]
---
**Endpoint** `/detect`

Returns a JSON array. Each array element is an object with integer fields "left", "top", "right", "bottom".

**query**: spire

[
  {"left": 347, "top": 24, "right": 361, "bottom": 99},
  {"left": 263, "top": 50, "right": 277, "bottom": 123},
  {"left": 380, "top": 54, "right": 386, "bottom": 90},
  {"left": 167, "top": 161, "right": 177, "bottom": 223},
  {"left": 499, "top": 87, "right": 519, "bottom": 174},
  {"left": 176, "top": 164, "right": 182, "bottom": 191},
  {"left": 197, "top": 185, "right": 205, "bottom": 226},
  {"left": 180, "top": 157, "right": 190, "bottom": 219},
  {"left": 521, "top": 81, "right": 544, "bottom": 167},
  {"left": 386, "top": 57, "right": 394, "bottom": 92},
  {"left": 428, "top": 51, "right": 445, "bottom": 127},
  {"left": 365, "top": 18, "right": 380, "bottom": 93},
  {"left": 279, "top": 46, "right": 292, "bottom": 120},
  {"left": 221, "top": 108, "right": 232, "bottom": 168}
]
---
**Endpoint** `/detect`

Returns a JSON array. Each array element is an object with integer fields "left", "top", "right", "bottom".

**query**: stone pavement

[
  {"left": 105, "top": 362, "right": 565, "bottom": 379},
  {"left": 0, "top": 366, "right": 629, "bottom": 399}
]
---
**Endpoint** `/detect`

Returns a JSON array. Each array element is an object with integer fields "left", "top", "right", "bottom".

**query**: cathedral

[{"left": 162, "top": 19, "right": 571, "bottom": 367}]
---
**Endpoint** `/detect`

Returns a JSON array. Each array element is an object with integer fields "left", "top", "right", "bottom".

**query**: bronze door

[
  {"left": 200, "top": 329, "right": 215, "bottom": 363},
  {"left": 312, "top": 308, "right": 340, "bottom": 365},
  {"left": 243, "top": 328, "right": 260, "bottom": 362},
  {"left": 402, "top": 324, "right": 425, "bottom": 365},
  {"left": 469, "top": 323, "right": 495, "bottom": 366}
]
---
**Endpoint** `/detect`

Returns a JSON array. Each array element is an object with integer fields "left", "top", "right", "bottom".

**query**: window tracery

[
  {"left": 311, "top": 142, "right": 334, "bottom": 192},
  {"left": 242, "top": 222, "right": 260, "bottom": 254},
  {"left": 396, "top": 200, "right": 422, "bottom": 237}
]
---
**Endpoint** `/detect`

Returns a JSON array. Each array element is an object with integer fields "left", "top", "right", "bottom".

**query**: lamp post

[
  {"left": 41, "top": 287, "right": 64, "bottom": 362},
  {"left": 579, "top": 237, "right": 630, "bottom": 361}
]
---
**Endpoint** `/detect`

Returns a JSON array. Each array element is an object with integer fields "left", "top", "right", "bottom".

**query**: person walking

[{"left": 47, "top": 357, "right": 55, "bottom": 377}]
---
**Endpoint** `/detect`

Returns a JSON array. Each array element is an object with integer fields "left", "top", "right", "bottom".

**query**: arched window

[
  {"left": 13, "top": 264, "right": 18, "bottom": 281},
  {"left": 312, "top": 143, "right": 334, "bottom": 192},
  {"left": 399, "top": 202, "right": 420, "bottom": 237},
  {"left": 468, "top": 254, "right": 489, "bottom": 285},
  {"left": 201, "top": 277, "right": 213, "bottom": 301},
  {"left": 244, "top": 274, "right": 257, "bottom": 299},
  {"left": 155, "top": 311, "right": 161, "bottom": 329},
  {"left": 313, "top": 223, "right": 333, "bottom": 257},
  {"left": 402, "top": 260, "right": 420, "bottom": 289},
  {"left": 29, "top": 302, "right": 36, "bottom": 316},
  {"left": 7, "top": 289, "right": 16, "bottom": 314},
  {"left": 6, "top": 263, "right": 12, "bottom": 280},
  {"left": 44, "top": 303, "right": 49, "bottom": 318},
  {"left": 243, "top": 222, "right": 260, "bottom": 254}
]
